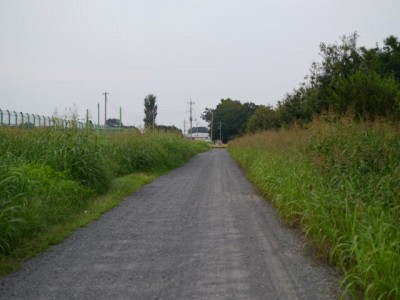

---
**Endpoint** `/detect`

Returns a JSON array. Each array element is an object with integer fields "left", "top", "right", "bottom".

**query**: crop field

[
  {"left": 0, "top": 127, "right": 208, "bottom": 274},
  {"left": 229, "top": 117, "right": 400, "bottom": 299}
]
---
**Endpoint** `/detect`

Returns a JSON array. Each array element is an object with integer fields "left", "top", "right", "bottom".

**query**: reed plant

[
  {"left": 0, "top": 127, "right": 207, "bottom": 264},
  {"left": 106, "top": 131, "right": 207, "bottom": 175},
  {"left": 229, "top": 117, "right": 400, "bottom": 299}
]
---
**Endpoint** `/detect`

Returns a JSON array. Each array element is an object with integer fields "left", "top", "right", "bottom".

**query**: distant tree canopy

[
  {"left": 156, "top": 125, "right": 182, "bottom": 135},
  {"left": 246, "top": 106, "right": 280, "bottom": 133},
  {"left": 188, "top": 126, "right": 208, "bottom": 134},
  {"left": 202, "top": 34, "right": 400, "bottom": 139},
  {"left": 143, "top": 94, "right": 158, "bottom": 128},
  {"left": 201, "top": 98, "right": 258, "bottom": 143},
  {"left": 106, "top": 118, "right": 123, "bottom": 128}
]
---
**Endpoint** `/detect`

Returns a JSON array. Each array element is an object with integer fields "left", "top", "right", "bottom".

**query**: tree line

[{"left": 202, "top": 33, "right": 400, "bottom": 142}]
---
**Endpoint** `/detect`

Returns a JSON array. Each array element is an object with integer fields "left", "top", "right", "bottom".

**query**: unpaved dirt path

[{"left": 0, "top": 150, "right": 340, "bottom": 299}]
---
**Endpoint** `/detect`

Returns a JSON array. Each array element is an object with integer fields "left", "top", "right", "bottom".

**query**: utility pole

[
  {"left": 97, "top": 103, "right": 100, "bottom": 128},
  {"left": 103, "top": 91, "right": 109, "bottom": 127},
  {"left": 119, "top": 107, "right": 122, "bottom": 130},
  {"left": 188, "top": 99, "right": 195, "bottom": 139},
  {"left": 86, "top": 109, "right": 89, "bottom": 128},
  {"left": 183, "top": 119, "right": 186, "bottom": 136}
]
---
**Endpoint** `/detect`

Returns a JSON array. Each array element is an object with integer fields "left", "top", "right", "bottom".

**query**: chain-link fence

[{"left": 0, "top": 109, "right": 86, "bottom": 128}]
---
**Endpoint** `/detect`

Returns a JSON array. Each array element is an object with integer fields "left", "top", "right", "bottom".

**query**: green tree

[
  {"left": 275, "top": 33, "right": 400, "bottom": 126},
  {"left": 306, "top": 32, "right": 362, "bottom": 114},
  {"left": 311, "top": 32, "right": 361, "bottom": 87},
  {"left": 379, "top": 35, "right": 400, "bottom": 81},
  {"left": 202, "top": 98, "right": 258, "bottom": 142},
  {"left": 277, "top": 86, "right": 314, "bottom": 126},
  {"left": 106, "top": 118, "right": 122, "bottom": 128},
  {"left": 246, "top": 106, "right": 280, "bottom": 133},
  {"left": 328, "top": 71, "right": 400, "bottom": 120},
  {"left": 143, "top": 94, "right": 158, "bottom": 128},
  {"left": 156, "top": 125, "right": 182, "bottom": 135}
]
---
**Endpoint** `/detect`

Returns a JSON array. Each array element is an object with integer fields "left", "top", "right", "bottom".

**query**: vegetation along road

[{"left": 0, "top": 150, "right": 340, "bottom": 299}]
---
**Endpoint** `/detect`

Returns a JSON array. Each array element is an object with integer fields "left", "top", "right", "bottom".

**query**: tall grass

[
  {"left": 0, "top": 127, "right": 208, "bottom": 258},
  {"left": 229, "top": 117, "right": 400, "bottom": 299},
  {"left": 106, "top": 131, "right": 206, "bottom": 175}
]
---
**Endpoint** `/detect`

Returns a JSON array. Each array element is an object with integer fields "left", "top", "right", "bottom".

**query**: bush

[
  {"left": 245, "top": 106, "right": 280, "bottom": 133},
  {"left": 328, "top": 71, "right": 400, "bottom": 120}
]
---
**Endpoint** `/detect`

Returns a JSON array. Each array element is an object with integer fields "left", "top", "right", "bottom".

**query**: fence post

[
  {"left": 14, "top": 111, "right": 17, "bottom": 126},
  {"left": 32, "top": 114, "right": 35, "bottom": 127},
  {"left": 20, "top": 112, "right": 24, "bottom": 125},
  {"left": 38, "top": 115, "right": 41, "bottom": 127},
  {"left": 7, "top": 110, "right": 10, "bottom": 126},
  {"left": 0, "top": 109, "right": 3, "bottom": 125}
]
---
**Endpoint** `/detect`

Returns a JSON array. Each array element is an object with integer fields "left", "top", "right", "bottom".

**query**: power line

[{"left": 107, "top": 94, "right": 123, "bottom": 114}]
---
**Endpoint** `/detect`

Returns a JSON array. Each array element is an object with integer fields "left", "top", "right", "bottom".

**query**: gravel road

[{"left": 0, "top": 149, "right": 340, "bottom": 299}]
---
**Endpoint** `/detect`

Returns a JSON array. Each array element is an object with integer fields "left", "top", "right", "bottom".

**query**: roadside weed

[
  {"left": 229, "top": 118, "right": 400, "bottom": 299},
  {"left": 0, "top": 127, "right": 208, "bottom": 274}
]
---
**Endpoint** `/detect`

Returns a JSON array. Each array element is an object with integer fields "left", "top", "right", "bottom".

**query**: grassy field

[
  {"left": 0, "top": 127, "right": 208, "bottom": 276},
  {"left": 229, "top": 117, "right": 400, "bottom": 299}
]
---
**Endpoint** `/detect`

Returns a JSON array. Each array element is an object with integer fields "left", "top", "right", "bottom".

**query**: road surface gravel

[{"left": 0, "top": 149, "right": 341, "bottom": 299}]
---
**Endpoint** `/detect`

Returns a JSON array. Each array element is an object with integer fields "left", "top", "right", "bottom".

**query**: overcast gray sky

[{"left": 0, "top": 0, "right": 399, "bottom": 130}]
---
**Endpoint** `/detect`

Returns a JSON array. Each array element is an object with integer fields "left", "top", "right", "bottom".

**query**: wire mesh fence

[{"left": 0, "top": 109, "right": 86, "bottom": 128}]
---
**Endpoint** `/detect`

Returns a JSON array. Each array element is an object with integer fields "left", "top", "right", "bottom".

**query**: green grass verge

[
  {"left": 0, "top": 127, "right": 209, "bottom": 276},
  {"left": 229, "top": 118, "right": 400, "bottom": 299},
  {"left": 0, "top": 172, "right": 155, "bottom": 277}
]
